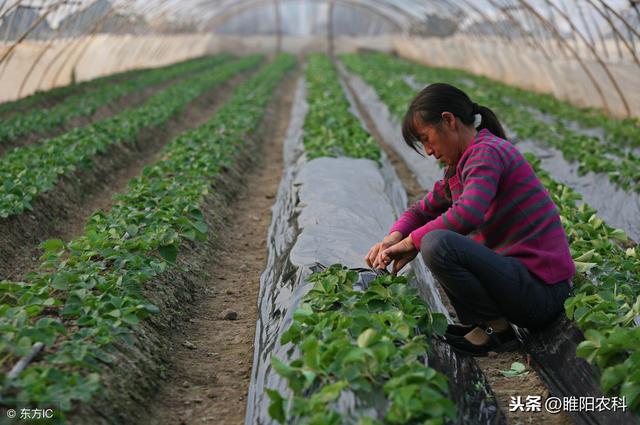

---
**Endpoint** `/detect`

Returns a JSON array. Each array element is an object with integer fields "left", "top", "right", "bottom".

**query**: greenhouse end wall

[
  {"left": 0, "top": 34, "right": 394, "bottom": 103},
  {"left": 2, "top": 32, "right": 638, "bottom": 120},
  {"left": 0, "top": 34, "right": 215, "bottom": 103}
]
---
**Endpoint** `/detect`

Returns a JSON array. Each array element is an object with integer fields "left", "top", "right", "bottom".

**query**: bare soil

[
  {"left": 140, "top": 67, "right": 299, "bottom": 425},
  {"left": 0, "top": 70, "right": 255, "bottom": 282},
  {"left": 338, "top": 66, "right": 574, "bottom": 425}
]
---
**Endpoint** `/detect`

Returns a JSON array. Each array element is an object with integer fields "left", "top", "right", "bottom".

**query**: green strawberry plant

[
  {"left": 0, "top": 54, "right": 296, "bottom": 419},
  {"left": 0, "top": 55, "right": 262, "bottom": 219},
  {"left": 268, "top": 265, "right": 455, "bottom": 424},
  {"left": 0, "top": 62, "right": 152, "bottom": 117},
  {"left": 0, "top": 54, "right": 232, "bottom": 145},
  {"left": 304, "top": 54, "right": 381, "bottom": 162},
  {"left": 531, "top": 153, "right": 640, "bottom": 411}
]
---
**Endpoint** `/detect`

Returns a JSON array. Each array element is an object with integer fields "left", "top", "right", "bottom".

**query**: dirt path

[
  {"left": 0, "top": 70, "right": 255, "bottom": 282},
  {"left": 61, "top": 70, "right": 255, "bottom": 244},
  {"left": 141, "top": 67, "right": 299, "bottom": 425},
  {"left": 338, "top": 68, "right": 574, "bottom": 425}
]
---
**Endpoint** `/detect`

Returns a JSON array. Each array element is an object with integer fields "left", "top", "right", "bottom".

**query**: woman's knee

[{"left": 420, "top": 229, "right": 457, "bottom": 269}]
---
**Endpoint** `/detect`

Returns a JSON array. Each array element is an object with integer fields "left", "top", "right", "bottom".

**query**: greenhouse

[{"left": 0, "top": 0, "right": 639, "bottom": 424}]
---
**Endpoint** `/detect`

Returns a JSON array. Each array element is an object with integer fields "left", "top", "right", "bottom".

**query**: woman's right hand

[{"left": 365, "top": 231, "right": 404, "bottom": 269}]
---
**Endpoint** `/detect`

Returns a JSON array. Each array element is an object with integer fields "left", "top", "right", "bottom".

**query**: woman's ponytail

[{"left": 475, "top": 104, "right": 506, "bottom": 139}]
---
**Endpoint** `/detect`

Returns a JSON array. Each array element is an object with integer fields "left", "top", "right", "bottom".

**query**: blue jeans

[{"left": 420, "top": 230, "right": 571, "bottom": 330}]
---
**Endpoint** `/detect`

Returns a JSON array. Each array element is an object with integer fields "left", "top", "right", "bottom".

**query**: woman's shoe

[
  {"left": 442, "top": 324, "right": 520, "bottom": 357},
  {"left": 445, "top": 323, "right": 477, "bottom": 336},
  {"left": 434, "top": 323, "right": 475, "bottom": 343}
]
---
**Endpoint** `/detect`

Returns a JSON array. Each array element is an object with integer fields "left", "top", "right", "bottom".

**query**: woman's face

[{"left": 413, "top": 112, "right": 468, "bottom": 166}]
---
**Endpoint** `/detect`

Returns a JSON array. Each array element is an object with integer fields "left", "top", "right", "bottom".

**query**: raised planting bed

[
  {"left": 0, "top": 59, "right": 170, "bottom": 117},
  {"left": 246, "top": 54, "right": 505, "bottom": 425},
  {"left": 0, "top": 54, "right": 296, "bottom": 424},
  {"left": 0, "top": 55, "right": 262, "bottom": 220},
  {"left": 0, "top": 55, "right": 231, "bottom": 148}
]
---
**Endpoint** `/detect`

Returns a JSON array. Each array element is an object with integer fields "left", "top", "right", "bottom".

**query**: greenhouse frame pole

[
  {"left": 584, "top": 0, "right": 640, "bottom": 66},
  {"left": 327, "top": 0, "right": 334, "bottom": 57},
  {"left": 515, "top": 0, "right": 611, "bottom": 114},
  {"left": 599, "top": 0, "right": 640, "bottom": 40},
  {"left": 485, "top": 0, "right": 554, "bottom": 62},
  {"left": 602, "top": 3, "right": 625, "bottom": 60},
  {"left": 0, "top": 0, "right": 24, "bottom": 24},
  {"left": 0, "top": 0, "right": 66, "bottom": 65},
  {"left": 64, "top": 5, "right": 146, "bottom": 87},
  {"left": 204, "top": 0, "right": 404, "bottom": 34},
  {"left": 17, "top": 1, "right": 78, "bottom": 96},
  {"left": 274, "top": 0, "right": 282, "bottom": 53},
  {"left": 589, "top": 2, "right": 612, "bottom": 60},
  {"left": 48, "top": 8, "right": 120, "bottom": 88},
  {"left": 456, "top": 0, "right": 512, "bottom": 41},
  {"left": 539, "top": 0, "right": 631, "bottom": 117}
]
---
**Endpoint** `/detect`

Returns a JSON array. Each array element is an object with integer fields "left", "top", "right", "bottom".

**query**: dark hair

[
  {"left": 401, "top": 83, "right": 506, "bottom": 201},
  {"left": 401, "top": 82, "right": 506, "bottom": 154}
]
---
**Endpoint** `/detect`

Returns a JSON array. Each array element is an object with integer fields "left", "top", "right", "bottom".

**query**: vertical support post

[
  {"left": 274, "top": 0, "right": 282, "bottom": 53},
  {"left": 590, "top": 5, "right": 611, "bottom": 59},
  {"left": 327, "top": 0, "right": 334, "bottom": 57},
  {"left": 576, "top": 0, "right": 597, "bottom": 57},
  {"left": 604, "top": 5, "right": 624, "bottom": 60},
  {"left": 631, "top": 0, "right": 640, "bottom": 23},
  {"left": 527, "top": 0, "right": 632, "bottom": 117}
]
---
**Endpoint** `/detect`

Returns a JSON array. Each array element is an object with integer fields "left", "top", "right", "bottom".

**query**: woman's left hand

[{"left": 377, "top": 235, "right": 418, "bottom": 275}]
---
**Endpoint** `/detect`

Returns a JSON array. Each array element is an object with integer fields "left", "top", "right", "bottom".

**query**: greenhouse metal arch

[{"left": 0, "top": 1, "right": 639, "bottom": 425}]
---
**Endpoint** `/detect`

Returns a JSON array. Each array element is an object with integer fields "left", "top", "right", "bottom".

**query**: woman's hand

[
  {"left": 381, "top": 234, "right": 418, "bottom": 275},
  {"left": 366, "top": 231, "right": 403, "bottom": 269}
]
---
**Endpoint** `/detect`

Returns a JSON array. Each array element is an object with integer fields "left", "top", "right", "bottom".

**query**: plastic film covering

[
  {"left": 335, "top": 62, "right": 407, "bottom": 218},
  {"left": 214, "top": 3, "right": 399, "bottom": 36},
  {"left": 246, "top": 72, "right": 505, "bottom": 424},
  {"left": 245, "top": 74, "right": 306, "bottom": 425},
  {"left": 246, "top": 75, "right": 406, "bottom": 424},
  {"left": 3, "top": 0, "right": 640, "bottom": 118}
]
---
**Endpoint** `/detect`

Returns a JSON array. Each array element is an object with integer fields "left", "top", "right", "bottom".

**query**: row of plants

[
  {"left": 0, "top": 55, "right": 262, "bottom": 219},
  {"left": 0, "top": 54, "right": 296, "bottom": 419},
  {"left": 0, "top": 63, "right": 146, "bottom": 116},
  {"left": 0, "top": 54, "right": 231, "bottom": 146},
  {"left": 268, "top": 54, "right": 455, "bottom": 424},
  {"left": 529, "top": 154, "right": 640, "bottom": 411},
  {"left": 342, "top": 53, "right": 640, "bottom": 193},
  {"left": 483, "top": 73, "right": 640, "bottom": 151},
  {"left": 303, "top": 54, "right": 380, "bottom": 161},
  {"left": 268, "top": 266, "right": 455, "bottom": 424},
  {"left": 341, "top": 53, "right": 640, "bottom": 411}
]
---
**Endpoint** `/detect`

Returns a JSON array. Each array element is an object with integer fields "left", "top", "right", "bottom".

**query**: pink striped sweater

[{"left": 390, "top": 129, "right": 575, "bottom": 285}]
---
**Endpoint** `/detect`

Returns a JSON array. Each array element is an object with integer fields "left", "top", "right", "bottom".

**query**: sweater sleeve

[
  {"left": 410, "top": 145, "right": 503, "bottom": 249},
  {"left": 389, "top": 177, "right": 451, "bottom": 237}
]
